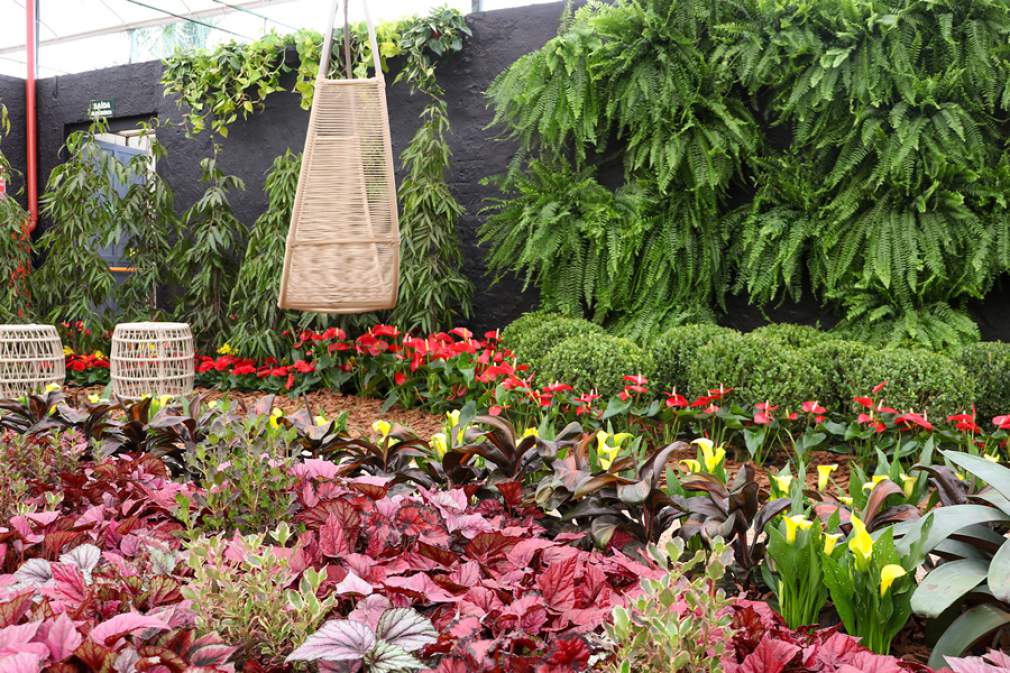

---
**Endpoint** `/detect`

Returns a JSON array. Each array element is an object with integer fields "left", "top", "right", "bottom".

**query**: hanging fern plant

[
  {"left": 486, "top": 0, "right": 1010, "bottom": 349},
  {"left": 0, "top": 105, "right": 33, "bottom": 322}
]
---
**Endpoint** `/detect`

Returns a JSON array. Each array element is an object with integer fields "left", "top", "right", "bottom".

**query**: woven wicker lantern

[
  {"left": 0, "top": 324, "right": 65, "bottom": 398},
  {"left": 277, "top": 0, "right": 400, "bottom": 313},
  {"left": 110, "top": 322, "right": 194, "bottom": 399}
]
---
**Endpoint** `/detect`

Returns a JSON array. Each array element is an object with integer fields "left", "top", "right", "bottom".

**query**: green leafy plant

[
  {"left": 609, "top": 537, "right": 735, "bottom": 673},
  {"left": 172, "top": 155, "right": 246, "bottom": 349},
  {"left": 388, "top": 8, "right": 473, "bottom": 333},
  {"left": 0, "top": 104, "right": 33, "bottom": 322},
  {"left": 955, "top": 341, "right": 1010, "bottom": 421},
  {"left": 500, "top": 312, "right": 605, "bottom": 369},
  {"left": 115, "top": 126, "right": 181, "bottom": 319},
  {"left": 650, "top": 324, "right": 733, "bottom": 395},
  {"left": 822, "top": 514, "right": 932, "bottom": 654},
  {"left": 763, "top": 513, "right": 835, "bottom": 628},
  {"left": 848, "top": 348, "right": 975, "bottom": 418},
  {"left": 35, "top": 124, "right": 122, "bottom": 335},
  {"left": 181, "top": 525, "right": 335, "bottom": 666},
  {"left": 226, "top": 150, "right": 335, "bottom": 359},
  {"left": 901, "top": 451, "right": 1010, "bottom": 667}
]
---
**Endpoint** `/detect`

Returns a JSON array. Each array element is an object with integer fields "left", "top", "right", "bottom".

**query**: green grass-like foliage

[
  {"left": 485, "top": 0, "right": 1010, "bottom": 349},
  {"left": 539, "top": 332, "right": 654, "bottom": 397}
]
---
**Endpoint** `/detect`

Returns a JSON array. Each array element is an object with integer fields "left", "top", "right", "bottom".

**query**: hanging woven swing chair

[{"left": 278, "top": 0, "right": 399, "bottom": 313}]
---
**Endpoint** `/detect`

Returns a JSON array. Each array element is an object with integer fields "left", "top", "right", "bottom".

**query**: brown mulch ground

[{"left": 70, "top": 386, "right": 446, "bottom": 438}]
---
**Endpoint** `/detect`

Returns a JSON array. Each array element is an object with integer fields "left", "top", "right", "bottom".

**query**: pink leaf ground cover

[{"left": 0, "top": 449, "right": 941, "bottom": 672}]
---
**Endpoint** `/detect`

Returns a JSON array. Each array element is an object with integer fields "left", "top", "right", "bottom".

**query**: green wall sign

[{"left": 87, "top": 99, "right": 115, "bottom": 119}]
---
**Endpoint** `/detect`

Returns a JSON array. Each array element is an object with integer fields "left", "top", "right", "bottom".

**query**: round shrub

[
  {"left": 803, "top": 339, "right": 873, "bottom": 411},
  {"left": 848, "top": 348, "right": 974, "bottom": 418},
  {"left": 954, "top": 341, "right": 1010, "bottom": 420},
  {"left": 688, "top": 332, "right": 827, "bottom": 407},
  {"left": 750, "top": 323, "right": 828, "bottom": 349},
  {"left": 650, "top": 324, "right": 736, "bottom": 395},
  {"left": 539, "top": 333, "right": 655, "bottom": 397},
  {"left": 501, "top": 312, "right": 604, "bottom": 369}
]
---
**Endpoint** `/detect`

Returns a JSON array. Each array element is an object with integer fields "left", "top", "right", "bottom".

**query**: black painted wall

[
  {"left": 0, "top": 74, "right": 26, "bottom": 208},
  {"left": 7, "top": 2, "right": 1010, "bottom": 337}
]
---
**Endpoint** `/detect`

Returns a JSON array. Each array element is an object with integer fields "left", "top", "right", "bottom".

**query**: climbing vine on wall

[
  {"left": 389, "top": 7, "right": 473, "bottom": 333},
  {"left": 485, "top": 0, "right": 1010, "bottom": 349}
]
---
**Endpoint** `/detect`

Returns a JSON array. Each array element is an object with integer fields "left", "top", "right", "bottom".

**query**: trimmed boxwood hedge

[
  {"left": 539, "top": 333, "right": 655, "bottom": 398},
  {"left": 953, "top": 342, "right": 1010, "bottom": 421},
  {"left": 750, "top": 323, "right": 827, "bottom": 349},
  {"left": 501, "top": 312, "right": 604, "bottom": 371},
  {"left": 847, "top": 348, "right": 974, "bottom": 418},
  {"left": 650, "top": 324, "right": 734, "bottom": 395}
]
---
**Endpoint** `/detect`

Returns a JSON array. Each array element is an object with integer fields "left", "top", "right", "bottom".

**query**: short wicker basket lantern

[
  {"left": 110, "top": 322, "right": 194, "bottom": 399},
  {"left": 0, "top": 324, "right": 65, "bottom": 398},
  {"left": 277, "top": 0, "right": 400, "bottom": 313}
]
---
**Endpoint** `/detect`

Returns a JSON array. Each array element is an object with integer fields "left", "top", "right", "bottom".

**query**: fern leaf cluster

[{"left": 484, "top": 0, "right": 1010, "bottom": 349}]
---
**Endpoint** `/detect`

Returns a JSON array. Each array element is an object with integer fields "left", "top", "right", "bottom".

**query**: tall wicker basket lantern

[
  {"left": 110, "top": 322, "right": 194, "bottom": 399},
  {"left": 277, "top": 0, "right": 400, "bottom": 313},
  {"left": 0, "top": 324, "right": 65, "bottom": 398}
]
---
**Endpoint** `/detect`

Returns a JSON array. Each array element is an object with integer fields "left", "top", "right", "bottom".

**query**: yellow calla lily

[
  {"left": 848, "top": 515, "right": 874, "bottom": 569},
  {"left": 861, "top": 474, "right": 889, "bottom": 492},
  {"left": 314, "top": 415, "right": 329, "bottom": 427},
  {"left": 838, "top": 496, "right": 854, "bottom": 506},
  {"left": 900, "top": 473, "right": 917, "bottom": 498},
  {"left": 817, "top": 464, "right": 838, "bottom": 491},
  {"left": 823, "top": 533, "right": 842, "bottom": 555},
  {"left": 521, "top": 427, "right": 539, "bottom": 439},
  {"left": 691, "top": 437, "right": 714, "bottom": 453},
  {"left": 430, "top": 432, "right": 448, "bottom": 458},
  {"left": 598, "top": 445, "right": 621, "bottom": 471},
  {"left": 879, "top": 564, "right": 907, "bottom": 596},
  {"left": 700, "top": 443, "right": 726, "bottom": 473},
  {"left": 679, "top": 459, "right": 702, "bottom": 473},
  {"left": 446, "top": 410, "right": 461, "bottom": 428},
  {"left": 63, "top": 346, "right": 74, "bottom": 356},
  {"left": 44, "top": 383, "right": 61, "bottom": 393},
  {"left": 372, "top": 419, "right": 392, "bottom": 438},
  {"left": 772, "top": 474, "right": 793, "bottom": 495},
  {"left": 783, "top": 515, "right": 813, "bottom": 544}
]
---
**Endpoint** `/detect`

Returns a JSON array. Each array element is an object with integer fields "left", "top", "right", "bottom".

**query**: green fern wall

[{"left": 483, "top": 0, "right": 1010, "bottom": 349}]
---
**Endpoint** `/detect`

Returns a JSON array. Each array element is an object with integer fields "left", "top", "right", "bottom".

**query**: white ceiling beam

[{"left": 0, "top": 0, "right": 298, "bottom": 55}]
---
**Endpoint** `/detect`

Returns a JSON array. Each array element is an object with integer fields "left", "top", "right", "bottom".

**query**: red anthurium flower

[
  {"left": 853, "top": 396, "right": 874, "bottom": 409},
  {"left": 393, "top": 371, "right": 407, "bottom": 385},
  {"left": 948, "top": 411, "right": 982, "bottom": 434},
  {"left": 371, "top": 324, "right": 400, "bottom": 337},
  {"left": 666, "top": 392, "right": 688, "bottom": 408},
  {"left": 690, "top": 395, "right": 712, "bottom": 408},
  {"left": 755, "top": 401, "right": 778, "bottom": 412},
  {"left": 703, "top": 403, "right": 720, "bottom": 414},
  {"left": 873, "top": 380, "right": 888, "bottom": 393},
  {"left": 786, "top": 411, "right": 800, "bottom": 421},
  {"left": 624, "top": 374, "right": 649, "bottom": 386},
  {"left": 896, "top": 412, "right": 933, "bottom": 432},
  {"left": 623, "top": 384, "right": 648, "bottom": 395},
  {"left": 707, "top": 386, "right": 732, "bottom": 400},
  {"left": 802, "top": 400, "right": 826, "bottom": 414},
  {"left": 543, "top": 382, "right": 573, "bottom": 394},
  {"left": 753, "top": 411, "right": 773, "bottom": 426},
  {"left": 450, "top": 327, "right": 473, "bottom": 339},
  {"left": 994, "top": 415, "right": 1010, "bottom": 430}
]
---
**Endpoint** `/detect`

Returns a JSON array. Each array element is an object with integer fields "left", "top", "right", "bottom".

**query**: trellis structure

[
  {"left": 0, "top": 324, "right": 65, "bottom": 398},
  {"left": 110, "top": 322, "right": 194, "bottom": 399}
]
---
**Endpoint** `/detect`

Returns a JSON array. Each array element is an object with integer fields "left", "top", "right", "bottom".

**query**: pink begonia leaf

[
  {"left": 292, "top": 459, "right": 340, "bottom": 481},
  {"left": 738, "top": 637, "right": 801, "bottom": 673},
  {"left": 349, "top": 595, "right": 392, "bottom": 632},
  {"left": 89, "top": 612, "right": 170, "bottom": 646},
  {"left": 335, "top": 571, "right": 374, "bottom": 597},
  {"left": 0, "top": 652, "right": 42, "bottom": 673},
  {"left": 188, "top": 634, "right": 238, "bottom": 666},
  {"left": 13, "top": 560, "right": 51, "bottom": 587},
  {"left": 41, "top": 613, "right": 82, "bottom": 661},
  {"left": 834, "top": 652, "right": 908, "bottom": 673},
  {"left": 0, "top": 622, "right": 41, "bottom": 650},
  {"left": 383, "top": 573, "right": 458, "bottom": 603},
  {"left": 44, "top": 564, "right": 87, "bottom": 608},
  {"left": 374, "top": 608, "right": 437, "bottom": 652},
  {"left": 59, "top": 544, "right": 101, "bottom": 575},
  {"left": 286, "top": 619, "right": 376, "bottom": 662}
]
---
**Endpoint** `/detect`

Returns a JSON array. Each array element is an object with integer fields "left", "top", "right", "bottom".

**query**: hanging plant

[
  {"left": 171, "top": 153, "right": 246, "bottom": 349},
  {"left": 34, "top": 123, "right": 123, "bottom": 340},
  {"left": 0, "top": 105, "right": 33, "bottom": 322},
  {"left": 388, "top": 8, "right": 473, "bottom": 333}
]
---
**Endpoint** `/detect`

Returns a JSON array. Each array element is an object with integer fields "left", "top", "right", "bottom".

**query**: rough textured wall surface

[
  {"left": 10, "top": 2, "right": 1010, "bottom": 337},
  {"left": 0, "top": 74, "right": 27, "bottom": 208}
]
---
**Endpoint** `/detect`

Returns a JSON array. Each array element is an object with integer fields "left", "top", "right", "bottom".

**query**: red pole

[{"left": 25, "top": 0, "right": 38, "bottom": 232}]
